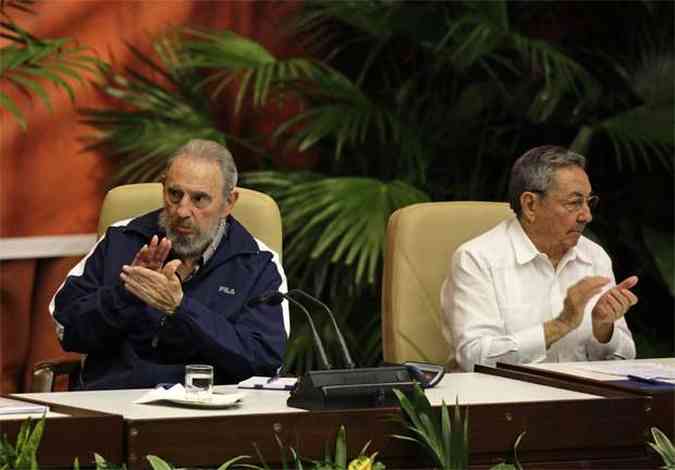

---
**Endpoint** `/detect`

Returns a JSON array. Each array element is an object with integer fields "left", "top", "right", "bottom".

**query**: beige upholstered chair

[
  {"left": 381, "top": 201, "right": 513, "bottom": 370},
  {"left": 98, "top": 183, "right": 282, "bottom": 256},
  {"left": 31, "top": 183, "right": 282, "bottom": 392}
]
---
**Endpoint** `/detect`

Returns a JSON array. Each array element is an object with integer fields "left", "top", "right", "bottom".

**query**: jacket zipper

[{"left": 152, "top": 314, "right": 169, "bottom": 348}]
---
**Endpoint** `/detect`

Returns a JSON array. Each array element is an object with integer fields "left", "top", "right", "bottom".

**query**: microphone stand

[
  {"left": 284, "top": 295, "right": 332, "bottom": 371},
  {"left": 289, "top": 289, "right": 355, "bottom": 369},
  {"left": 283, "top": 289, "right": 416, "bottom": 411}
]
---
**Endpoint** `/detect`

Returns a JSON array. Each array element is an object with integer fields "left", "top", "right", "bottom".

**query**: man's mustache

[{"left": 171, "top": 218, "right": 196, "bottom": 230}]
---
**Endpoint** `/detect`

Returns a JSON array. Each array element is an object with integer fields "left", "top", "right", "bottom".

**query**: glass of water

[{"left": 185, "top": 364, "right": 214, "bottom": 401}]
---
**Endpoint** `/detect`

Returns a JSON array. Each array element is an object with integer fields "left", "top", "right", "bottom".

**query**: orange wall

[{"left": 0, "top": 0, "right": 303, "bottom": 392}]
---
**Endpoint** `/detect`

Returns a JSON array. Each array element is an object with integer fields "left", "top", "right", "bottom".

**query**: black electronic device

[
  {"left": 286, "top": 366, "right": 416, "bottom": 410},
  {"left": 249, "top": 289, "right": 417, "bottom": 410},
  {"left": 403, "top": 361, "right": 445, "bottom": 388}
]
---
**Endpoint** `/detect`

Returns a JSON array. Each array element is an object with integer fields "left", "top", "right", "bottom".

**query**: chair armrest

[{"left": 31, "top": 359, "right": 81, "bottom": 393}]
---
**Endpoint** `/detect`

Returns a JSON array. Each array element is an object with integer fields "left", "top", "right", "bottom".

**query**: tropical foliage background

[
  {"left": 0, "top": 0, "right": 98, "bottom": 129},
  {"left": 22, "top": 0, "right": 672, "bottom": 372}
]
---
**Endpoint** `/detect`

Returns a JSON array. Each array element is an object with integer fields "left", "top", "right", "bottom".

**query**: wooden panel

[
  {"left": 126, "top": 409, "right": 416, "bottom": 469},
  {"left": 488, "top": 362, "right": 675, "bottom": 439},
  {"left": 125, "top": 395, "right": 656, "bottom": 469},
  {"left": 0, "top": 399, "right": 124, "bottom": 468}
]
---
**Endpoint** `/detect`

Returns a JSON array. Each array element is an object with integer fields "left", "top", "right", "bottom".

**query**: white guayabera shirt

[{"left": 441, "top": 217, "right": 636, "bottom": 372}]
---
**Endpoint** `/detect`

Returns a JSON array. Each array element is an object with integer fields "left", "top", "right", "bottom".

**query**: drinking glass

[{"left": 185, "top": 364, "right": 213, "bottom": 401}]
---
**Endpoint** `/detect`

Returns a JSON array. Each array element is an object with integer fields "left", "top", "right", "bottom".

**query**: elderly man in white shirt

[{"left": 441, "top": 145, "right": 638, "bottom": 371}]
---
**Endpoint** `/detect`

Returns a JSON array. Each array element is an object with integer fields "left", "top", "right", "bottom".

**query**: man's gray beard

[{"left": 158, "top": 210, "right": 220, "bottom": 259}]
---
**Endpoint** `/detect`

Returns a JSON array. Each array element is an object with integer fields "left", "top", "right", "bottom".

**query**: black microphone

[
  {"left": 287, "top": 289, "right": 355, "bottom": 369},
  {"left": 248, "top": 291, "right": 332, "bottom": 370},
  {"left": 248, "top": 291, "right": 285, "bottom": 307},
  {"left": 249, "top": 289, "right": 355, "bottom": 369},
  {"left": 248, "top": 289, "right": 416, "bottom": 411}
]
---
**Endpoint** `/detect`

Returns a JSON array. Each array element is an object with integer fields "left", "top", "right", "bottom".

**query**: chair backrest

[
  {"left": 381, "top": 201, "right": 513, "bottom": 370},
  {"left": 98, "top": 183, "right": 282, "bottom": 257}
]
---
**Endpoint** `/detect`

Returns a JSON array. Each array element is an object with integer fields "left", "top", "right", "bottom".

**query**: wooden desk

[
  {"left": 0, "top": 396, "right": 123, "bottom": 468},
  {"left": 492, "top": 358, "right": 675, "bottom": 440},
  {"left": 15, "top": 371, "right": 660, "bottom": 469}
]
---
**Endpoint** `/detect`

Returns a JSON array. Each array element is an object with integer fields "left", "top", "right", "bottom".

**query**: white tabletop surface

[
  {"left": 0, "top": 411, "right": 69, "bottom": 421},
  {"left": 12, "top": 371, "right": 601, "bottom": 422}
]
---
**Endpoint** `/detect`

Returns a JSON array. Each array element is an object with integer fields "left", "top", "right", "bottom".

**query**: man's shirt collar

[
  {"left": 201, "top": 219, "right": 228, "bottom": 265},
  {"left": 508, "top": 217, "right": 592, "bottom": 266},
  {"left": 508, "top": 217, "right": 540, "bottom": 265},
  {"left": 185, "top": 219, "right": 227, "bottom": 281}
]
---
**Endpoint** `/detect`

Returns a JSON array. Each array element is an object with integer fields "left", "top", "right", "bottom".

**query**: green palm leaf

[
  {"left": 511, "top": 34, "right": 599, "bottom": 123},
  {"left": 0, "top": 416, "right": 45, "bottom": 470},
  {"left": 649, "top": 427, "right": 675, "bottom": 469},
  {"left": 272, "top": 66, "right": 408, "bottom": 165},
  {"left": 146, "top": 455, "right": 174, "bottom": 470},
  {"left": 177, "top": 28, "right": 323, "bottom": 113},
  {"left": 0, "top": 89, "right": 26, "bottom": 128},
  {"left": 432, "top": 1, "right": 508, "bottom": 71},
  {"left": 243, "top": 171, "right": 429, "bottom": 286},
  {"left": 357, "top": 314, "right": 383, "bottom": 366},
  {"left": 291, "top": 0, "right": 403, "bottom": 43},
  {"left": 571, "top": 53, "right": 674, "bottom": 171},
  {"left": 416, "top": 1, "right": 600, "bottom": 124},
  {"left": 333, "top": 425, "right": 347, "bottom": 468},
  {"left": 596, "top": 106, "right": 673, "bottom": 171},
  {"left": 0, "top": 21, "right": 98, "bottom": 130},
  {"left": 80, "top": 39, "right": 230, "bottom": 186},
  {"left": 393, "top": 386, "right": 470, "bottom": 469}
]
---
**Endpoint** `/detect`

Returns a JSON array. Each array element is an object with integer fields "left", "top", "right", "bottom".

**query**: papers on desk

[
  {"left": 237, "top": 376, "right": 297, "bottom": 391},
  {"left": 0, "top": 396, "right": 49, "bottom": 415},
  {"left": 572, "top": 362, "right": 675, "bottom": 383},
  {"left": 134, "top": 384, "right": 245, "bottom": 408}
]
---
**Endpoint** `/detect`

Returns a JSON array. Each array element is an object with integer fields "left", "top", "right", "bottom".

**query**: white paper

[
  {"left": 572, "top": 362, "right": 675, "bottom": 381},
  {"left": 134, "top": 384, "right": 244, "bottom": 407},
  {"left": 237, "top": 376, "right": 297, "bottom": 390},
  {"left": 0, "top": 397, "right": 49, "bottom": 415}
]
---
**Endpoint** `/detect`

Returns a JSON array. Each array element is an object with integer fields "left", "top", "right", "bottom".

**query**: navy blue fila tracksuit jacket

[{"left": 50, "top": 210, "right": 288, "bottom": 390}]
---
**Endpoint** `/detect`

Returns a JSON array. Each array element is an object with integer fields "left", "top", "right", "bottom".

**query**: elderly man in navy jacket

[{"left": 51, "top": 139, "right": 288, "bottom": 390}]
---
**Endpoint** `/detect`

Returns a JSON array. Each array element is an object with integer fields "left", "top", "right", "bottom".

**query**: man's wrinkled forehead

[
  {"left": 548, "top": 165, "right": 591, "bottom": 194},
  {"left": 164, "top": 155, "right": 226, "bottom": 194}
]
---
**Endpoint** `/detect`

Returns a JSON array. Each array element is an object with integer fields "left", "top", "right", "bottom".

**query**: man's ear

[
  {"left": 520, "top": 192, "right": 538, "bottom": 223},
  {"left": 223, "top": 189, "right": 239, "bottom": 216}
]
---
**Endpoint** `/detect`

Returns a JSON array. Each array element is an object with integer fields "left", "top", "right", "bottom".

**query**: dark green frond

[
  {"left": 649, "top": 427, "right": 675, "bottom": 468},
  {"left": 273, "top": 65, "right": 406, "bottom": 165},
  {"left": 0, "top": 416, "right": 45, "bottom": 470},
  {"left": 431, "top": 1, "right": 510, "bottom": 72},
  {"left": 244, "top": 171, "right": 429, "bottom": 286},
  {"left": 596, "top": 105, "right": 673, "bottom": 171},
  {"left": 573, "top": 52, "right": 674, "bottom": 172},
  {"left": 510, "top": 34, "right": 600, "bottom": 123},
  {"left": 177, "top": 28, "right": 323, "bottom": 113},
  {"left": 393, "top": 385, "right": 470, "bottom": 468},
  {"left": 0, "top": 21, "right": 99, "bottom": 129},
  {"left": 80, "top": 38, "right": 230, "bottom": 185},
  {"left": 292, "top": 1, "right": 403, "bottom": 42}
]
